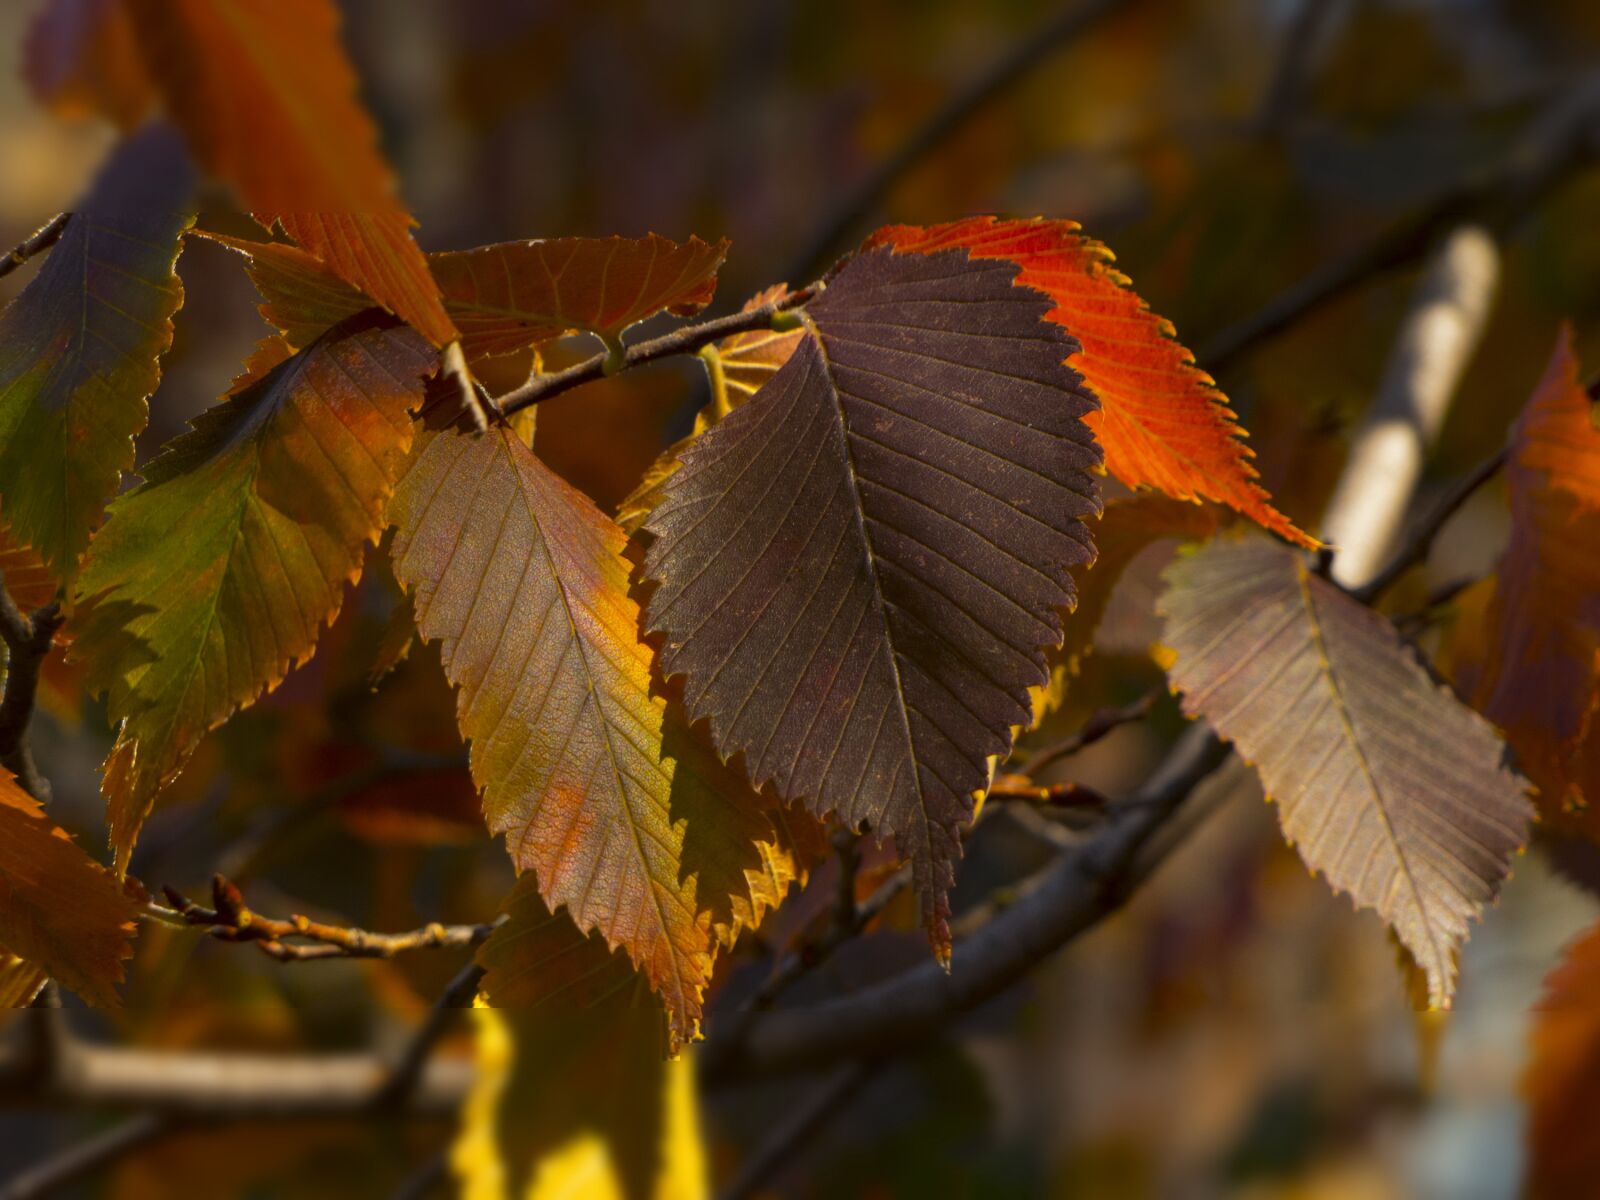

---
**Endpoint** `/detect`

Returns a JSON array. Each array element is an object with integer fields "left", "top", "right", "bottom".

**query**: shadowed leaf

[
  {"left": 72, "top": 317, "right": 435, "bottom": 872},
  {"left": 867, "top": 218, "right": 1313, "bottom": 547},
  {"left": 642, "top": 246, "right": 1101, "bottom": 953},
  {"left": 1158, "top": 535, "right": 1531, "bottom": 1005},
  {"left": 0, "top": 771, "right": 139, "bottom": 1006},
  {"left": 389, "top": 427, "right": 772, "bottom": 1045},
  {"left": 199, "top": 231, "right": 728, "bottom": 362},
  {"left": 1472, "top": 328, "right": 1600, "bottom": 820},
  {"left": 0, "top": 124, "right": 192, "bottom": 577},
  {"left": 1524, "top": 918, "right": 1600, "bottom": 1199},
  {"left": 124, "top": 0, "right": 456, "bottom": 347},
  {"left": 24, "top": 0, "right": 154, "bottom": 128}
]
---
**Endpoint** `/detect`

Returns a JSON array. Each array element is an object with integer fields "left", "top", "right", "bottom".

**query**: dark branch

[
  {"left": 0, "top": 1112, "right": 173, "bottom": 1200},
  {"left": 782, "top": 0, "right": 1125, "bottom": 282},
  {"left": 0, "top": 214, "right": 69, "bottom": 284},
  {"left": 0, "top": 578, "right": 63, "bottom": 802},
  {"left": 160, "top": 876, "right": 501, "bottom": 963},
  {"left": 1201, "top": 75, "right": 1600, "bottom": 373},
  {"left": 1350, "top": 446, "right": 1509, "bottom": 604},
  {"left": 715, "top": 1062, "right": 877, "bottom": 1200},
  {"left": 1022, "top": 688, "right": 1163, "bottom": 777},
  {"left": 495, "top": 286, "right": 816, "bottom": 418},
  {"left": 703, "top": 725, "right": 1230, "bottom": 1082},
  {"left": 372, "top": 959, "right": 486, "bottom": 1112}
]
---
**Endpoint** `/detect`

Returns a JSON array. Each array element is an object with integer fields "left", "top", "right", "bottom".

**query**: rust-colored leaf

[
  {"left": 642, "top": 246, "right": 1102, "bottom": 954},
  {"left": 1472, "top": 328, "right": 1600, "bottom": 820},
  {"left": 0, "top": 771, "right": 139, "bottom": 1006},
  {"left": 0, "top": 125, "right": 192, "bottom": 578},
  {"left": 389, "top": 427, "right": 772, "bottom": 1044},
  {"left": 1158, "top": 535, "right": 1531, "bottom": 1005},
  {"left": 867, "top": 218, "right": 1313, "bottom": 548},
  {"left": 24, "top": 0, "right": 155, "bottom": 128},
  {"left": 1524, "top": 919, "right": 1600, "bottom": 1198},
  {"left": 124, "top": 0, "right": 457, "bottom": 347},
  {"left": 72, "top": 317, "right": 435, "bottom": 872},
  {"left": 199, "top": 230, "right": 728, "bottom": 362}
]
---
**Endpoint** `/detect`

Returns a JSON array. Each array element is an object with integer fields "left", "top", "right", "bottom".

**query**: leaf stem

[
  {"left": 494, "top": 285, "right": 817, "bottom": 418},
  {"left": 0, "top": 214, "right": 69, "bottom": 284}
]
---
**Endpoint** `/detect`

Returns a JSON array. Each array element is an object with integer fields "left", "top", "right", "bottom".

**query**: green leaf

[
  {"left": 1157, "top": 535, "right": 1532, "bottom": 1006},
  {"left": 0, "top": 124, "right": 193, "bottom": 577},
  {"left": 72, "top": 315, "right": 435, "bottom": 872}
]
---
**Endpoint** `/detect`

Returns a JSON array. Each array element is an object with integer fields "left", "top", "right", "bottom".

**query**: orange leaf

[
  {"left": 1525, "top": 919, "right": 1600, "bottom": 1197},
  {"left": 24, "top": 0, "right": 155, "bottom": 129},
  {"left": 1473, "top": 327, "right": 1600, "bottom": 820},
  {"left": 867, "top": 218, "right": 1313, "bottom": 548},
  {"left": 0, "top": 771, "right": 139, "bottom": 1006},
  {"left": 124, "top": 0, "right": 457, "bottom": 347},
  {"left": 388, "top": 428, "right": 774, "bottom": 1045}
]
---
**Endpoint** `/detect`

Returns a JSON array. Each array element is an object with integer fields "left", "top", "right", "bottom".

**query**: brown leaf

[
  {"left": 642, "top": 246, "right": 1101, "bottom": 954},
  {"left": 1158, "top": 535, "right": 1531, "bottom": 1005},
  {"left": 1524, "top": 919, "right": 1600, "bottom": 1198},
  {"left": 24, "top": 0, "right": 155, "bottom": 128}
]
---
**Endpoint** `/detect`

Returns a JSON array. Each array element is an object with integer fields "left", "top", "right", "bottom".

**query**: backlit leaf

[
  {"left": 200, "top": 231, "right": 729, "bottom": 362},
  {"left": 389, "top": 427, "right": 772, "bottom": 1044},
  {"left": 1471, "top": 328, "right": 1600, "bottom": 818},
  {"left": 0, "top": 955, "right": 47, "bottom": 1009},
  {"left": 1524, "top": 918, "right": 1600, "bottom": 1198},
  {"left": 0, "top": 523, "right": 60, "bottom": 614},
  {"left": 124, "top": 0, "right": 457, "bottom": 347},
  {"left": 24, "top": 0, "right": 154, "bottom": 129},
  {"left": 0, "top": 124, "right": 192, "bottom": 577},
  {"left": 0, "top": 771, "right": 139, "bottom": 1006},
  {"left": 73, "top": 316, "right": 435, "bottom": 872},
  {"left": 642, "top": 245, "right": 1102, "bottom": 953},
  {"left": 1158, "top": 535, "right": 1531, "bottom": 1005},
  {"left": 867, "top": 218, "right": 1313, "bottom": 548}
]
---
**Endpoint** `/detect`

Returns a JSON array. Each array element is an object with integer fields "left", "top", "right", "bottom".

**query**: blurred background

[{"left": 3, "top": 1, "right": 1600, "bottom": 1196}]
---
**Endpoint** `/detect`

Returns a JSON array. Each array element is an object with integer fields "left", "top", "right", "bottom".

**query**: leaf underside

[
  {"left": 0, "top": 772, "right": 138, "bottom": 1006},
  {"left": 642, "top": 245, "right": 1102, "bottom": 951},
  {"left": 868, "top": 218, "right": 1313, "bottom": 548},
  {"left": 0, "top": 124, "right": 192, "bottom": 577},
  {"left": 73, "top": 317, "right": 435, "bottom": 872},
  {"left": 1158, "top": 535, "right": 1531, "bottom": 1005},
  {"left": 389, "top": 427, "right": 771, "bottom": 1045}
]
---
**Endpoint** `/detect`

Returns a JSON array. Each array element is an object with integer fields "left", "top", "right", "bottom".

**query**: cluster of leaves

[{"left": 4, "top": 0, "right": 1600, "bottom": 1192}]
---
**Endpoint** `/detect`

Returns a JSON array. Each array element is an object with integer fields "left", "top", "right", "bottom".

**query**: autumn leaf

[
  {"left": 24, "top": 0, "right": 154, "bottom": 129},
  {"left": 388, "top": 427, "right": 772, "bottom": 1045},
  {"left": 1471, "top": 328, "right": 1600, "bottom": 819},
  {"left": 642, "top": 245, "right": 1102, "bottom": 954},
  {"left": 0, "top": 771, "right": 139, "bottom": 1006},
  {"left": 199, "top": 230, "right": 729, "bottom": 362},
  {"left": 867, "top": 218, "right": 1313, "bottom": 548},
  {"left": 619, "top": 284, "right": 804, "bottom": 536},
  {"left": 0, "top": 124, "right": 192, "bottom": 578},
  {"left": 0, "top": 524, "right": 60, "bottom": 614},
  {"left": 1158, "top": 535, "right": 1531, "bottom": 1005},
  {"left": 72, "top": 316, "right": 435, "bottom": 873},
  {"left": 1524, "top": 918, "right": 1600, "bottom": 1199},
  {"left": 0, "top": 955, "right": 47, "bottom": 1009},
  {"left": 123, "top": 0, "right": 457, "bottom": 348}
]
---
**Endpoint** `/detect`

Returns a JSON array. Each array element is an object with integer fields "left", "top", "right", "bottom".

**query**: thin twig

[
  {"left": 160, "top": 876, "right": 501, "bottom": 963},
  {"left": 1023, "top": 689, "right": 1163, "bottom": 777},
  {"left": 372, "top": 959, "right": 486, "bottom": 1112},
  {"left": 0, "top": 214, "right": 69, "bottom": 283},
  {"left": 0, "top": 1112, "right": 173, "bottom": 1200},
  {"left": 1254, "top": 0, "right": 1340, "bottom": 139},
  {"left": 782, "top": 0, "right": 1124, "bottom": 281},
  {"left": 715, "top": 1062, "right": 877, "bottom": 1200},
  {"left": 496, "top": 287, "right": 815, "bottom": 418},
  {"left": 1351, "top": 445, "right": 1509, "bottom": 604},
  {"left": 1201, "top": 75, "right": 1600, "bottom": 372}
]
